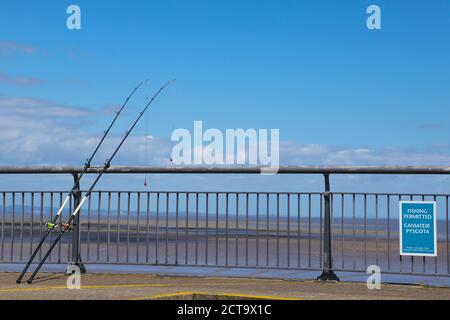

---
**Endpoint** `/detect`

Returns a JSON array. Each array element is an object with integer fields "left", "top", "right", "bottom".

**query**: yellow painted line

[
  {"left": 218, "top": 292, "right": 302, "bottom": 300},
  {"left": 132, "top": 291, "right": 198, "bottom": 300},
  {"left": 0, "top": 283, "right": 174, "bottom": 293},
  {"left": 131, "top": 291, "right": 303, "bottom": 301}
]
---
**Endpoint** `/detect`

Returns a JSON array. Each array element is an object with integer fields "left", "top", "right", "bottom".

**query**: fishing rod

[
  {"left": 16, "top": 80, "right": 147, "bottom": 284},
  {"left": 25, "top": 79, "right": 175, "bottom": 284}
]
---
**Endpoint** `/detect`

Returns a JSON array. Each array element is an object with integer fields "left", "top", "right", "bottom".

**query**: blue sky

[{"left": 0, "top": 0, "right": 450, "bottom": 193}]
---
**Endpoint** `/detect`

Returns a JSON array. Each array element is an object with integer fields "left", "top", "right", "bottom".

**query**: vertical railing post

[
  {"left": 317, "top": 174, "right": 339, "bottom": 281},
  {"left": 71, "top": 173, "right": 86, "bottom": 273}
]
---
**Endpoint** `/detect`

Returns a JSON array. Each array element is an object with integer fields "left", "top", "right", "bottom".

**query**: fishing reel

[
  {"left": 60, "top": 222, "right": 73, "bottom": 232},
  {"left": 45, "top": 221, "right": 72, "bottom": 233},
  {"left": 45, "top": 221, "right": 57, "bottom": 232}
]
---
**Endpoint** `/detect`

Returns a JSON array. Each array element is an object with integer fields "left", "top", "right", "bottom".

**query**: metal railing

[
  {"left": 1, "top": 166, "right": 450, "bottom": 280},
  {"left": 330, "top": 192, "right": 449, "bottom": 276},
  {"left": 0, "top": 191, "right": 325, "bottom": 270}
]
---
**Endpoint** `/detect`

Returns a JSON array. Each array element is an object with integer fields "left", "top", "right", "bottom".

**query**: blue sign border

[{"left": 399, "top": 201, "right": 437, "bottom": 257}]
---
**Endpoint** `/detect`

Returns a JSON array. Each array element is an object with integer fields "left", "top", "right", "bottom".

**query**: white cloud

[
  {"left": 280, "top": 142, "right": 450, "bottom": 166},
  {"left": 1, "top": 95, "right": 450, "bottom": 169},
  {"left": 99, "top": 103, "right": 121, "bottom": 116},
  {"left": 1, "top": 100, "right": 450, "bottom": 194},
  {"left": 0, "top": 72, "right": 43, "bottom": 86},
  {"left": 0, "top": 96, "right": 91, "bottom": 118},
  {"left": 0, "top": 95, "right": 170, "bottom": 166},
  {"left": 0, "top": 41, "right": 37, "bottom": 55}
]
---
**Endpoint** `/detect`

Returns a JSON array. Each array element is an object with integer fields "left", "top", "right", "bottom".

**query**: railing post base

[
  {"left": 68, "top": 257, "right": 87, "bottom": 274},
  {"left": 316, "top": 270, "right": 340, "bottom": 282}
]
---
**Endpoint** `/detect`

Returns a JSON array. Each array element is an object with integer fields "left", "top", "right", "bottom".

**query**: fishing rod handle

[
  {"left": 16, "top": 232, "right": 50, "bottom": 283},
  {"left": 27, "top": 232, "right": 65, "bottom": 284}
]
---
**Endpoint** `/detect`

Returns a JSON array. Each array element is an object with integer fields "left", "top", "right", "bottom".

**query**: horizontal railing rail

[{"left": 1, "top": 165, "right": 450, "bottom": 174}]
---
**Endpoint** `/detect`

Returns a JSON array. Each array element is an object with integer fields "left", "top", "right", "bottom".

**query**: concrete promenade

[{"left": 1, "top": 272, "right": 450, "bottom": 300}]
